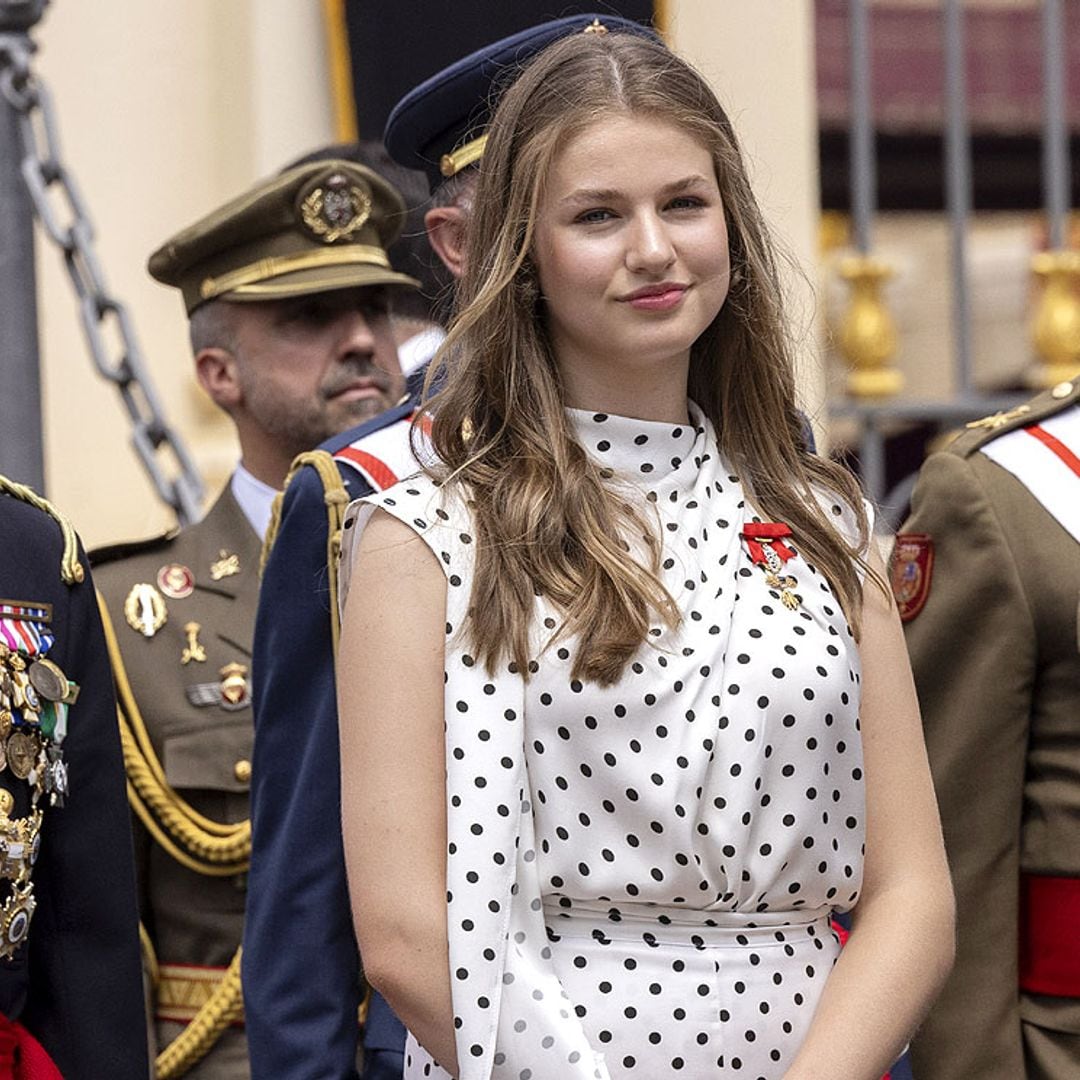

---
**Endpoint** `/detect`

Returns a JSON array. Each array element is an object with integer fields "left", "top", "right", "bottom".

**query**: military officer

[
  {"left": 898, "top": 377, "right": 1080, "bottom": 1077},
  {"left": 0, "top": 476, "right": 148, "bottom": 1077},
  {"left": 91, "top": 160, "right": 417, "bottom": 1079},
  {"left": 241, "top": 16, "right": 658, "bottom": 1080}
]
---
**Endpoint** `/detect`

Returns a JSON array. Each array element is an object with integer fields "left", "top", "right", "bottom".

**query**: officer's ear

[
  {"left": 425, "top": 204, "right": 468, "bottom": 280},
  {"left": 195, "top": 348, "right": 243, "bottom": 412}
]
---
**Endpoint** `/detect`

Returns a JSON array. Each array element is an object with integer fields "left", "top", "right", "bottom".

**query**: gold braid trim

[
  {"left": 155, "top": 948, "right": 244, "bottom": 1080},
  {"left": 0, "top": 474, "right": 84, "bottom": 584},
  {"left": 261, "top": 450, "right": 351, "bottom": 651},
  {"left": 98, "top": 592, "right": 250, "bottom": 873},
  {"left": 140, "top": 921, "right": 161, "bottom": 989}
]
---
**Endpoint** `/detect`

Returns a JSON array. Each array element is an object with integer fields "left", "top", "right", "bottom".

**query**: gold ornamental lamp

[
  {"left": 1029, "top": 250, "right": 1080, "bottom": 388},
  {"left": 837, "top": 254, "right": 903, "bottom": 399}
]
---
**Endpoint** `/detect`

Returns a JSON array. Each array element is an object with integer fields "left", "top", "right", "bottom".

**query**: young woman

[{"left": 337, "top": 27, "right": 954, "bottom": 1080}]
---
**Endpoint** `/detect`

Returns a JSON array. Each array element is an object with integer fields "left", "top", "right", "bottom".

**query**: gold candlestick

[
  {"left": 1030, "top": 250, "right": 1080, "bottom": 388},
  {"left": 837, "top": 254, "right": 903, "bottom": 399}
]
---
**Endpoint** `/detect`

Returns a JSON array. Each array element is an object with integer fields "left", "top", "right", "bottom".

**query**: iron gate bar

[
  {"left": 848, "top": 0, "right": 875, "bottom": 255},
  {"left": 1042, "top": 0, "right": 1069, "bottom": 250},
  {"left": 944, "top": 0, "right": 974, "bottom": 395}
]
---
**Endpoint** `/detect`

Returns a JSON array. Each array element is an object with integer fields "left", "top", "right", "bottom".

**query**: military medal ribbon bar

[{"left": 0, "top": 610, "right": 54, "bottom": 657}]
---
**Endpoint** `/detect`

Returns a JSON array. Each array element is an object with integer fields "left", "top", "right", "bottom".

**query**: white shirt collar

[
  {"left": 230, "top": 463, "right": 279, "bottom": 542},
  {"left": 397, "top": 326, "right": 446, "bottom": 375}
]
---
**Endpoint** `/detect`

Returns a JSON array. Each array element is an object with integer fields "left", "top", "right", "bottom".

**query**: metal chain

[{"left": 0, "top": 29, "right": 203, "bottom": 525}]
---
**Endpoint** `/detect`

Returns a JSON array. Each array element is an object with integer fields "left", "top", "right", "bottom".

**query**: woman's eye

[
  {"left": 576, "top": 208, "right": 615, "bottom": 224},
  {"left": 667, "top": 196, "right": 705, "bottom": 211}
]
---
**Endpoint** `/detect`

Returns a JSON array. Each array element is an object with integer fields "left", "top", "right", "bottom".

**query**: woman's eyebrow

[
  {"left": 559, "top": 187, "right": 622, "bottom": 206},
  {"left": 559, "top": 174, "right": 714, "bottom": 207}
]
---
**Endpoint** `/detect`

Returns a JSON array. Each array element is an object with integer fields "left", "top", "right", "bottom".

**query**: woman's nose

[{"left": 626, "top": 212, "right": 676, "bottom": 274}]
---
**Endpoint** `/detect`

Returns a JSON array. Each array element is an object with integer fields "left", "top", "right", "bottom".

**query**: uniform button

[
  {"left": 234, "top": 759, "right": 252, "bottom": 784},
  {"left": 1051, "top": 380, "right": 1074, "bottom": 400}
]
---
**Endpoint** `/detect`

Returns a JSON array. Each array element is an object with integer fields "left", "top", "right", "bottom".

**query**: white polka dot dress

[{"left": 340, "top": 405, "right": 867, "bottom": 1080}]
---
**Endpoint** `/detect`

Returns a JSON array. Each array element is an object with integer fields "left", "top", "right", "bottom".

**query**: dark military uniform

[
  {"left": 900, "top": 378, "right": 1080, "bottom": 1078},
  {"left": 245, "top": 403, "right": 415, "bottom": 1080},
  {"left": 92, "top": 486, "right": 261, "bottom": 1079},
  {"left": 0, "top": 477, "right": 148, "bottom": 1077}
]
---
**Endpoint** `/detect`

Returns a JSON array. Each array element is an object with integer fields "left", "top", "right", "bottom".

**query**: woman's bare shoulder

[{"left": 355, "top": 507, "right": 432, "bottom": 555}]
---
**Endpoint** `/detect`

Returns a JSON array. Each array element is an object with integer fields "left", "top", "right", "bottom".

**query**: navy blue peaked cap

[{"left": 384, "top": 13, "right": 660, "bottom": 191}]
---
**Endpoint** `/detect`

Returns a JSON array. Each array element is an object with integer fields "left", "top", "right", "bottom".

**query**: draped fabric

[{"left": 339, "top": 407, "right": 870, "bottom": 1079}]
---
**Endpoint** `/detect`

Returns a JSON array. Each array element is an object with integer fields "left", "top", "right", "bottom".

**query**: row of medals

[{"left": 0, "top": 641, "right": 72, "bottom": 960}]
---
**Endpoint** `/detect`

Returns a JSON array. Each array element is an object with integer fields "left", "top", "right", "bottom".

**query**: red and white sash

[
  {"left": 980, "top": 404, "right": 1080, "bottom": 544},
  {"left": 332, "top": 412, "right": 432, "bottom": 493}
]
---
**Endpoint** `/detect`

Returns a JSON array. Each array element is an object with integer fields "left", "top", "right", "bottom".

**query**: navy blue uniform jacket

[
  {"left": 0, "top": 491, "right": 148, "bottom": 1077},
  {"left": 244, "top": 402, "right": 414, "bottom": 1080}
]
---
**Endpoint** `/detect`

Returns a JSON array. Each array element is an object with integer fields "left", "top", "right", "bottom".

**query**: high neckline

[{"left": 567, "top": 403, "right": 705, "bottom": 486}]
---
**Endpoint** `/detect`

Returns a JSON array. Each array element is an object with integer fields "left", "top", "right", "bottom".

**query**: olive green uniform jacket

[
  {"left": 92, "top": 486, "right": 262, "bottom": 1080},
  {"left": 902, "top": 380, "right": 1080, "bottom": 1078}
]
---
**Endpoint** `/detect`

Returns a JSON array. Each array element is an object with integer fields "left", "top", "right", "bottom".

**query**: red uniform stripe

[
  {"left": 1026, "top": 423, "right": 1080, "bottom": 478},
  {"left": 334, "top": 447, "right": 399, "bottom": 491}
]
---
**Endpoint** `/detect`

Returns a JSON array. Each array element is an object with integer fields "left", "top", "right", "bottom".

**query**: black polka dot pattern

[{"left": 339, "top": 405, "right": 869, "bottom": 1080}]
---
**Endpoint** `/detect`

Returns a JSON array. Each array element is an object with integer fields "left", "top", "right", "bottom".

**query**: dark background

[{"left": 345, "top": 1, "right": 656, "bottom": 140}]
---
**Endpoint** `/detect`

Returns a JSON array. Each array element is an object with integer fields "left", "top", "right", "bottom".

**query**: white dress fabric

[{"left": 340, "top": 406, "right": 867, "bottom": 1080}]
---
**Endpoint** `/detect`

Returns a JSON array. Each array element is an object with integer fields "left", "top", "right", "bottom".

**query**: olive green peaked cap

[{"left": 148, "top": 160, "right": 419, "bottom": 314}]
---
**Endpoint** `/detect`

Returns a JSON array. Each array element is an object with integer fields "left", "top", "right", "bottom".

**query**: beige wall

[
  {"left": 31, "top": 3, "right": 824, "bottom": 545},
  {"left": 667, "top": 2, "right": 826, "bottom": 433},
  {"left": 33, "top": 1, "right": 333, "bottom": 547}
]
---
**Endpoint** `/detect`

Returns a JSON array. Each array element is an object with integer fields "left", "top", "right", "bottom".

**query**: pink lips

[{"left": 621, "top": 283, "right": 689, "bottom": 312}]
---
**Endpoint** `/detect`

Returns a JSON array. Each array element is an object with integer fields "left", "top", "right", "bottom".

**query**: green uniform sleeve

[{"left": 905, "top": 451, "right": 1034, "bottom": 1079}]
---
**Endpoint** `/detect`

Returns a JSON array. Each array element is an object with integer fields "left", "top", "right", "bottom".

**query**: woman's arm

[
  {"left": 783, "top": 547, "right": 956, "bottom": 1080},
  {"left": 337, "top": 508, "right": 459, "bottom": 1076}
]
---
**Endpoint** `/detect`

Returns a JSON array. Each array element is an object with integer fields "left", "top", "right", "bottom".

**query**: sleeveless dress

[{"left": 340, "top": 406, "right": 868, "bottom": 1080}]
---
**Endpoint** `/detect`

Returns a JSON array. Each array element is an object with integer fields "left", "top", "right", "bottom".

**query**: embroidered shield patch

[{"left": 891, "top": 533, "right": 934, "bottom": 622}]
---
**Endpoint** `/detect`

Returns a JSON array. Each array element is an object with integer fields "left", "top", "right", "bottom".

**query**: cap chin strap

[
  {"left": 440, "top": 133, "right": 488, "bottom": 178},
  {"left": 199, "top": 245, "right": 390, "bottom": 301}
]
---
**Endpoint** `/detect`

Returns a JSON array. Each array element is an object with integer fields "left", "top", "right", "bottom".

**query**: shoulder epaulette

[
  {"left": 260, "top": 450, "right": 352, "bottom": 652},
  {"left": 0, "top": 474, "right": 84, "bottom": 585},
  {"left": 949, "top": 377, "right": 1080, "bottom": 459},
  {"left": 89, "top": 529, "right": 179, "bottom": 570}
]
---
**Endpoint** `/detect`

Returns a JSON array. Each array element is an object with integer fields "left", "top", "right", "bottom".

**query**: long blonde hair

[{"left": 420, "top": 30, "right": 874, "bottom": 685}]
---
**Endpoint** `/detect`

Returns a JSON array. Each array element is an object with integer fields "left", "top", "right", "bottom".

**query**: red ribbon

[
  {"left": 1020, "top": 873, "right": 1080, "bottom": 997},
  {"left": 0, "top": 1018, "right": 63, "bottom": 1080},
  {"left": 740, "top": 522, "right": 796, "bottom": 565}
]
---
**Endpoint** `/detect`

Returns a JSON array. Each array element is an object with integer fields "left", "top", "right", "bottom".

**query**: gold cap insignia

[
  {"left": 583, "top": 18, "right": 609, "bottom": 34},
  {"left": 300, "top": 173, "right": 372, "bottom": 244}
]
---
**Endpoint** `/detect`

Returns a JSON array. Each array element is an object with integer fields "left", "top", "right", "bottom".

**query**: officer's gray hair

[
  {"left": 430, "top": 165, "right": 478, "bottom": 211},
  {"left": 188, "top": 299, "right": 238, "bottom": 356}
]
